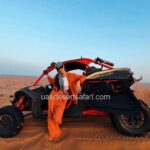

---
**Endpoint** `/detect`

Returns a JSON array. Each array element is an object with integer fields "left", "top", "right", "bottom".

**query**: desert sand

[{"left": 0, "top": 75, "right": 150, "bottom": 150}]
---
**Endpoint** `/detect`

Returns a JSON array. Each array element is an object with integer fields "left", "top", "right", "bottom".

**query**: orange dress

[{"left": 47, "top": 73, "right": 86, "bottom": 139}]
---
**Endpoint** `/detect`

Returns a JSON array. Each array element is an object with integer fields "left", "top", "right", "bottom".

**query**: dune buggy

[{"left": 0, "top": 57, "right": 150, "bottom": 138}]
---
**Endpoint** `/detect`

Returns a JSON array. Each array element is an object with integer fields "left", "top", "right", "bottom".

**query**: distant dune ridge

[
  {"left": 132, "top": 83, "right": 150, "bottom": 106},
  {"left": 0, "top": 75, "right": 150, "bottom": 150}
]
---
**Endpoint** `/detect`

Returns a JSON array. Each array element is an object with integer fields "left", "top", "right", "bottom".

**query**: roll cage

[{"left": 34, "top": 57, "right": 114, "bottom": 86}]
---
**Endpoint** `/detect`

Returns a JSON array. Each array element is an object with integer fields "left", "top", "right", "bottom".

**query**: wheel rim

[
  {"left": 0, "top": 114, "right": 14, "bottom": 130},
  {"left": 119, "top": 113, "right": 145, "bottom": 129}
]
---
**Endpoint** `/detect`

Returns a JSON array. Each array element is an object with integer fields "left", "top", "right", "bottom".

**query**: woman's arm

[
  {"left": 71, "top": 73, "right": 87, "bottom": 84},
  {"left": 46, "top": 74, "right": 54, "bottom": 84}
]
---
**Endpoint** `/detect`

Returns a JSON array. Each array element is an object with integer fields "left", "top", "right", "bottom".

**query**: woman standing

[{"left": 46, "top": 62, "right": 86, "bottom": 140}]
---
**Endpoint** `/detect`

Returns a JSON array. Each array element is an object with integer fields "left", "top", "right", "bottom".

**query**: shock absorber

[{"left": 15, "top": 96, "right": 25, "bottom": 110}]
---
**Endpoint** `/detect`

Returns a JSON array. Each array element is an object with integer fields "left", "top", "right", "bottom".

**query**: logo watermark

[{"left": 41, "top": 93, "right": 111, "bottom": 101}]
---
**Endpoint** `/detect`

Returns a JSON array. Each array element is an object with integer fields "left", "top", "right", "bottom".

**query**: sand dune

[{"left": 0, "top": 76, "right": 150, "bottom": 150}]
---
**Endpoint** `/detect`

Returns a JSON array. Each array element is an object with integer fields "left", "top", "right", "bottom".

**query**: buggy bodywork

[{"left": 12, "top": 57, "right": 141, "bottom": 116}]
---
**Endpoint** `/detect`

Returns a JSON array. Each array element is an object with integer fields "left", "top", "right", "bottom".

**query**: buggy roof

[
  {"left": 47, "top": 58, "right": 94, "bottom": 72},
  {"left": 63, "top": 58, "right": 94, "bottom": 71},
  {"left": 46, "top": 57, "right": 114, "bottom": 72},
  {"left": 33, "top": 57, "right": 114, "bottom": 85}
]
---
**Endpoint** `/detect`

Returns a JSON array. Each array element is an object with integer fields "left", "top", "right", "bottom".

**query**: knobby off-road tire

[
  {"left": 0, "top": 105, "right": 24, "bottom": 138},
  {"left": 110, "top": 99, "right": 150, "bottom": 137}
]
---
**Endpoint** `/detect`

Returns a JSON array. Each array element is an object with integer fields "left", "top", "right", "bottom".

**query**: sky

[{"left": 0, "top": 0, "right": 150, "bottom": 82}]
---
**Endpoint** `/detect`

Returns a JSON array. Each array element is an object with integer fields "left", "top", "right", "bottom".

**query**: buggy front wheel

[{"left": 0, "top": 105, "right": 24, "bottom": 138}]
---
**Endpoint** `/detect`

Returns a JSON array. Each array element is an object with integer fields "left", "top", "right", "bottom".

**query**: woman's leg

[
  {"left": 47, "top": 90, "right": 59, "bottom": 139},
  {"left": 47, "top": 90, "right": 67, "bottom": 139},
  {"left": 52, "top": 92, "right": 67, "bottom": 138},
  {"left": 53, "top": 102, "right": 67, "bottom": 125}
]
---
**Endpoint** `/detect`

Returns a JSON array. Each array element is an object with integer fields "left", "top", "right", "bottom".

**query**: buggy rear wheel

[
  {"left": 111, "top": 100, "right": 150, "bottom": 137},
  {"left": 0, "top": 105, "right": 24, "bottom": 138}
]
